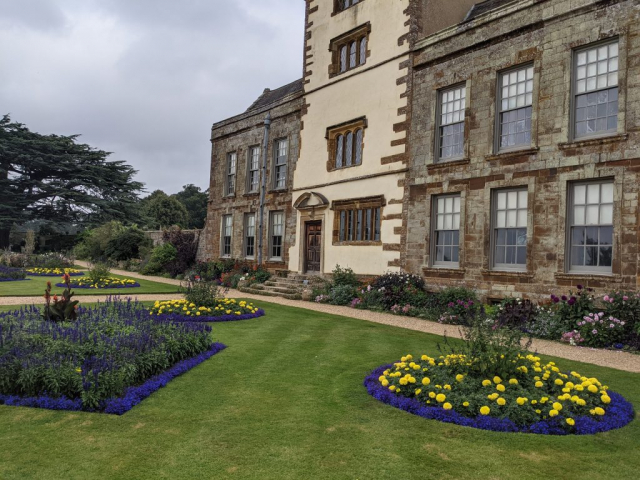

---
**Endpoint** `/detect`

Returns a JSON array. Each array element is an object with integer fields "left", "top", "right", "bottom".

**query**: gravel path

[
  {"left": 3, "top": 264, "right": 639, "bottom": 373},
  {"left": 74, "top": 261, "right": 183, "bottom": 286}
]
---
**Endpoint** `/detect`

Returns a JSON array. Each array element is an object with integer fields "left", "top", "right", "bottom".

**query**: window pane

[
  {"left": 350, "top": 41, "right": 357, "bottom": 68},
  {"left": 355, "top": 129, "right": 363, "bottom": 165},
  {"left": 359, "top": 37, "right": 367, "bottom": 65},
  {"left": 336, "top": 135, "right": 343, "bottom": 168},
  {"left": 340, "top": 46, "right": 347, "bottom": 72}
]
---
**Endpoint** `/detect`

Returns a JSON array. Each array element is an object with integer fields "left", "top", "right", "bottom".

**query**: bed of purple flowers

[
  {"left": 0, "top": 265, "right": 29, "bottom": 282},
  {"left": 364, "top": 364, "right": 634, "bottom": 435},
  {"left": 0, "top": 299, "right": 225, "bottom": 414}
]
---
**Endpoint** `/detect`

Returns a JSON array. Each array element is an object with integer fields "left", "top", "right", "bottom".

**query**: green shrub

[
  {"left": 140, "top": 243, "right": 177, "bottom": 275},
  {"left": 105, "top": 226, "right": 153, "bottom": 262},
  {"left": 183, "top": 280, "right": 220, "bottom": 308},
  {"left": 87, "top": 263, "right": 111, "bottom": 283},
  {"left": 332, "top": 265, "right": 360, "bottom": 287},
  {"left": 329, "top": 284, "right": 358, "bottom": 306}
]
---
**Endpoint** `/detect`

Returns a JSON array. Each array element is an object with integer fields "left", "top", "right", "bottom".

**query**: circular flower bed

[
  {"left": 365, "top": 353, "right": 634, "bottom": 435},
  {"left": 26, "top": 268, "right": 85, "bottom": 277},
  {"left": 56, "top": 277, "right": 140, "bottom": 289},
  {"left": 148, "top": 299, "right": 264, "bottom": 322},
  {"left": 0, "top": 266, "right": 29, "bottom": 282}
]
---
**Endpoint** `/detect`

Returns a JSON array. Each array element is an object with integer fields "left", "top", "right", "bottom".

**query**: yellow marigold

[
  {"left": 577, "top": 399, "right": 587, "bottom": 406},
  {"left": 549, "top": 409, "right": 559, "bottom": 417},
  {"left": 497, "top": 398, "right": 506, "bottom": 406},
  {"left": 443, "top": 403, "right": 453, "bottom": 410},
  {"left": 552, "top": 402, "right": 563, "bottom": 411},
  {"left": 421, "top": 355, "right": 428, "bottom": 361},
  {"left": 381, "top": 379, "right": 389, "bottom": 387},
  {"left": 422, "top": 377, "right": 431, "bottom": 386},
  {"left": 516, "top": 397, "right": 527, "bottom": 406},
  {"left": 480, "top": 406, "right": 491, "bottom": 415},
  {"left": 555, "top": 379, "right": 564, "bottom": 386},
  {"left": 389, "top": 385, "right": 396, "bottom": 391},
  {"left": 535, "top": 381, "right": 544, "bottom": 388},
  {"left": 456, "top": 374, "right": 464, "bottom": 382},
  {"left": 601, "top": 395, "right": 611, "bottom": 404},
  {"left": 463, "top": 402, "right": 470, "bottom": 407},
  {"left": 444, "top": 384, "right": 451, "bottom": 390},
  {"left": 496, "top": 384, "right": 506, "bottom": 392},
  {"left": 436, "top": 393, "right": 446, "bottom": 403},
  {"left": 488, "top": 393, "right": 499, "bottom": 401},
  {"left": 566, "top": 418, "right": 575, "bottom": 426},
  {"left": 588, "top": 385, "right": 599, "bottom": 394},
  {"left": 414, "top": 389, "right": 422, "bottom": 395},
  {"left": 429, "top": 392, "right": 436, "bottom": 399},
  {"left": 594, "top": 407, "right": 605, "bottom": 416},
  {"left": 482, "top": 380, "right": 491, "bottom": 387},
  {"left": 493, "top": 376, "right": 502, "bottom": 384},
  {"left": 509, "top": 378, "right": 518, "bottom": 385}
]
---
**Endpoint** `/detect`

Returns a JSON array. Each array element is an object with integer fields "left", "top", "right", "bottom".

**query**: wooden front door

[{"left": 305, "top": 222, "right": 322, "bottom": 273}]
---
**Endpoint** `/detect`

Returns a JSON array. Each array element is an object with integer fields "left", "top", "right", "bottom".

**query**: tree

[
  {"left": 172, "top": 184, "right": 208, "bottom": 229},
  {"left": 140, "top": 190, "right": 189, "bottom": 229},
  {"left": 0, "top": 115, "right": 143, "bottom": 249}
]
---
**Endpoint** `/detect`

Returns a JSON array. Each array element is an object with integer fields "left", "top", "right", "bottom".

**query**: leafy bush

[
  {"left": 182, "top": 280, "right": 220, "bottom": 308},
  {"left": 329, "top": 284, "right": 358, "bottom": 306},
  {"left": 162, "top": 228, "right": 198, "bottom": 277},
  {"left": 527, "top": 306, "right": 563, "bottom": 340},
  {"left": 570, "top": 312, "right": 627, "bottom": 348},
  {"left": 494, "top": 298, "right": 538, "bottom": 331},
  {"left": 371, "top": 271, "right": 425, "bottom": 291},
  {"left": 331, "top": 265, "right": 360, "bottom": 287},
  {"left": 602, "top": 291, "right": 640, "bottom": 333},
  {"left": 105, "top": 226, "right": 153, "bottom": 262},
  {"left": 0, "top": 299, "right": 213, "bottom": 411},
  {"left": 73, "top": 221, "right": 125, "bottom": 261},
  {"left": 140, "top": 243, "right": 177, "bottom": 275},
  {"left": 43, "top": 274, "right": 79, "bottom": 322},
  {"left": 550, "top": 286, "right": 596, "bottom": 334},
  {"left": 87, "top": 263, "right": 111, "bottom": 284},
  {"left": 0, "top": 265, "right": 27, "bottom": 281}
]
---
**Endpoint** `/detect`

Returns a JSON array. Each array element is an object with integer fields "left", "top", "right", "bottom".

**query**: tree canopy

[
  {"left": 0, "top": 115, "right": 143, "bottom": 248},
  {"left": 173, "top": 184, "right": 208, "bottom": 229},
  {"left": 140, "top": 190, "right": 189, "bottom": 229}
]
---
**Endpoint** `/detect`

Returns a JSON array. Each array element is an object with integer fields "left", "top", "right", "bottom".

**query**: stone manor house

[{"left": 201, "top": 0, "right": 640, "bottom": 300}]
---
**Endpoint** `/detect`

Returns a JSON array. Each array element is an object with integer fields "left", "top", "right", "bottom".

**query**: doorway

[{"left": 305, "top": 221, "right": 322, "bottom": 273}]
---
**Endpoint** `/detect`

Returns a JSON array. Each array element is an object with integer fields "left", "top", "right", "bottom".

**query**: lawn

[
  {"left": 0, "top": 272, "right": 180, "bottom": 296},
  {"left": 0, "top": 300, "right": 639, "bottom": 479}
]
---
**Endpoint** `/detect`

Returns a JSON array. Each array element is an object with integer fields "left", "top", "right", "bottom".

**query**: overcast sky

[{"left": 0, "top": 0, "right": 304, "bottom": 195}]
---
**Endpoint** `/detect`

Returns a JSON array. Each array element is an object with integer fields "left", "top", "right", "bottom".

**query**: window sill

[
  {"left": 481, "top": 269, "right": 532, "bottom": 278},
  {"left": 223, "top": 194, "right": 236, "bottom": 199},
  {"left": 555, "top": 272, "right": 621, "bottom": 282},
  {"left": 243, "top": 192, "right": 259, "bottom": 197},
  {"left": 333, "top": 241, "right": 382, "bottom": 247},
  {"left": 427, "top": 158, "right": 470, "bottom": 174},
  {"left": 268, "top": 188, "right": 289, "bottom": 194},
  {"left": 422, "top": 266, "right": 465, "bottom": 277},
  {"left": 329, "top": 164, "right": 362, "bottom": 172},
  {"left": 558, "top": 134, "right": 627, "bottom": 150},
  {"left": 267, "top": 259, "right": 285, "bottom": 264},
  {"left": 485, "top": 147, "right": 539, "bottom": 162}
]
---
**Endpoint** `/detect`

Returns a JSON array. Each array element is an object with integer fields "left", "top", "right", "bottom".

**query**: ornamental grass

[
  {"left": 0, "top": 299, "right": 223, "bottom": 413},
  {"left": 148, "top": 298, "right": 264, "bottom": 322},
  {"left": 26, "top": 268, "right": 85, "bottom": 277}
]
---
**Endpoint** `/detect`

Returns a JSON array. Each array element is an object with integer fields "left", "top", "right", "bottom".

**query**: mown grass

[
  {"left": 0, "top": 272, "right": 180, "bottom": 297},
  {"left": 0, "top": 299, "right": 639, "bottom": 479}
]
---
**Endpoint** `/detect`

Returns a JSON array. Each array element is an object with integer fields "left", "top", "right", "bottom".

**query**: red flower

[{"left": 53, "top": 295, "right": 58, "bottom": 302}]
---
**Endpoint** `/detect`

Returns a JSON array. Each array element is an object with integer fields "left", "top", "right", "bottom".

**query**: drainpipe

[{"left": 257, "top": 112, "right": 271, "bottom": 266}]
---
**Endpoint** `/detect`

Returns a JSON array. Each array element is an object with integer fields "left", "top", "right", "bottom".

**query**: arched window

[
  {"left": 355, "top": 129, "right": 363, "bottom": 165},
  {"left": 359, "top": 37, "right": 367, "bottom": 65},
  {"left": 349, "top": 41, "right": 357, "bottom": 69},
  {"left": 340, "top": 46, "right": 347, "bottom": 73},
  {"left": 345, "top": 131, "right": 353, "bottom": 167},
  {"left": 335, "top": 135, "right": 344, "bottom": 168}
]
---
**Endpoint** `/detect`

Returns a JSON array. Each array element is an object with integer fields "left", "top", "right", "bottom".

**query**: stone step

[
  {"left": 261, "top": 285, "right": 300, "bottom": 295},
  {"left": 238, "top": 286, "right": 302, "bottom": 301}
]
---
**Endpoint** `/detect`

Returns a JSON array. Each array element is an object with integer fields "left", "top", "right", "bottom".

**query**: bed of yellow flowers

[
  {"left": 377, "top": 352, "right": 620, "bottom": 431},
  {"left": 149, "top": 299, "right": 260, "bottom": 319},
  {"left": 56, "top": 276, "right": 140, "bottom": 289},
  {"left": 26, "top": 268, "right": 84, "bottom": 276}
]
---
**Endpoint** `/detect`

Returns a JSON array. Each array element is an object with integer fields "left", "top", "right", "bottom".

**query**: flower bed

[
  {"left": 56, "top": 276, "right": 140, "bottom": 289},
  {"left": 26, "top": 268, "right": 85, "bottom": 277},
  {"left": 148, "top": 299, "right": 264, "bottom": 322},
  {"left": 0, "top": 266, "right": 28, "bottom": 282},
  {"left": 364, "top": 354, "right": 634, "bottom": 435},
  {"left": 0, "top": 299, "right": 225, "bottom": 414}
]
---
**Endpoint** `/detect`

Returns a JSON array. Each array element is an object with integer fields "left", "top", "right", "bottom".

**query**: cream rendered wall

[{"left": 290, "top": 0, "right": 410, "bottom": 275}]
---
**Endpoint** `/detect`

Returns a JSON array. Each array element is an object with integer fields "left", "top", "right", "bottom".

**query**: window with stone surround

[
  {"left": 273, "top": 139, "right": 288, "bottom": 190},
  {"left": 572, "top": 39, "right": 619, "bottom": 140},
  {"left": 568, "top": 180, "right": 613, "bottom": 274},
  {"left": 246, "top": 146, "right": 260, "bottom": 193},
  {"left": 225, "top": 152, "right": 236, "bottom": 196},
  {"left": 334, "top": 0, "right": 364, "bottom": 13},
  {"left": 333, "top": 196, "right": 383, "bottom": 245},
  {"left": 327, "top": 118, "right": 366, "bottom": 170},
  {"left": 221, "top": 214, "right": 232, "bottom": 257},
  {"left": 491, "top": 188, "right": 528, "bottom": 271},
  {"left": 329, "top": 24, "right": 370, "bottom": 78},
  {"left": 432, "top": 194, "right": 461, "bottom": 267},
  {"left": 244, "top": 213, "right": 256, "bottom": 259},
  {"left": 269, "top": 211, "right": 284, "bottom": 260},
  {"left": 436, "top": 84, "right": 466, "bottom": 162},
  {"left": 497, "top": 65, "right": 533, "bottom": 151}
]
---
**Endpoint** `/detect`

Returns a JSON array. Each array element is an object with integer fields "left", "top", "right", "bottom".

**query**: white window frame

[
  {"left": 567, "top": 180, "right": 614, "bottom": 274},
  {"left": 221, "top": 214, "right": 233, "bottom": 258},
  {"left": 269, "top": 211, "right": 285, "bottom": 260},
  {"left": 571, "top": 39, "right": 619, "bottom": 140},
  {"left": 491, "top": 188, "right": 528, "bottom": 272},
  {"left": 435, "top": 84, "right": 466, "bottom": 163},
  {"left": 247, "top": 146, "right": 260, "bottom": 193},
  {"left": 273, "top": 139, "right": 288, "bottom": 190},
  {"left": 431, "top": 194, "right": 461, "bottom": 268},
  {"left": 244, "top": 213, "right": 256, "bottom": 259},
  {"left": 225, "top": 152, "right": 236, "bottom": 196},
  {"left": 496, "top": 64, "right": 534, "bottom": 152}
]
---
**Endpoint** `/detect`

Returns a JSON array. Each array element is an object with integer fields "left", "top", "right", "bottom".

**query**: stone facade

[
  {"left": 405, "top": 0, "right": 640, "bottom": 299},
  {"left": 200, "top": 81, "right": 303, "bottom": 271}
]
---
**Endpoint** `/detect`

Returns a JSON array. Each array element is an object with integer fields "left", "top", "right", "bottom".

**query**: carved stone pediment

[{"left": 293, "top": 191, "right": 330, "bottom": 211}]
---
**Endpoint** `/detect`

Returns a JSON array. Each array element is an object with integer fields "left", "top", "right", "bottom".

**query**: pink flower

[
  {"left": 623, "top": 296, "right": 629, "bottom": 301},
  {"left": 592, "top": 329, "right": 598, "bottom": 334},
  {"left": 603, "top": 295, "right": 610, "bottom": 302}
]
